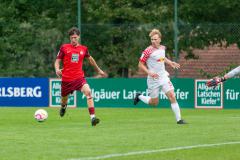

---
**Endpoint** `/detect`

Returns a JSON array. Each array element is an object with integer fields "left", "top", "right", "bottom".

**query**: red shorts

[{"left": 61, "top": 77, "right": 87, "bottom": 97}]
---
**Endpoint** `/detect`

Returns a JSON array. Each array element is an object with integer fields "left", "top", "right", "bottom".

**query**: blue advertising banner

[{"left": 0, "top": 78, "right": 49, "bottom": 107}]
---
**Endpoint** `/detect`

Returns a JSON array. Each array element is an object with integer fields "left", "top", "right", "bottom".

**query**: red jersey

[{"left": 56, "top": 44, "right": 90, "bottom": 82}]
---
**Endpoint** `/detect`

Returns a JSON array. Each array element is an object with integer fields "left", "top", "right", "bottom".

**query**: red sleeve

[
  {"left": 84, "top": 47, "right": 90, "bottom": 58},
  {"left": 56, "top": 45, "right": 65, "bottom": 59},
  {"left": 139, "top": 48, "right": 152, "bottom": 63}
]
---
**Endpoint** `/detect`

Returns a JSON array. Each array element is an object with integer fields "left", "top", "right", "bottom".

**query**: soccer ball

[{"left": 34, "top": 109, "right": 48, "bottom": 122}]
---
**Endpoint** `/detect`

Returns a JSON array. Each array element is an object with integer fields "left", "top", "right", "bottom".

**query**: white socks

[
  {"left": 171, "top": 103, "right": 181, "bottom": 121},
  {"left": 90, "top": 114, "right": 95, "bottom": 119},
  {"left": 138, "top": 94, "right": 181, "bottom": 122},
  {"left": 139, "top": 95, "right": 151, "bottom": 104}
]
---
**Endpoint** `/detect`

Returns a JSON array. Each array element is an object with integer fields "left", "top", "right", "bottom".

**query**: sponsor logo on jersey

[
  {"left": 157, "top": 57, "right": 165, "bottom": 62},
  {"left": 71, "top": 53, "right": 79, "bottom": 62}
]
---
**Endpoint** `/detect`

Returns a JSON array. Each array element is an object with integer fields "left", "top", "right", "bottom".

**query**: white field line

[
  {"left": 67, "top": 141, "right": 240, "bottom": 160},
  {"left": 229, "top": 116, "right": 240, "bottom": 119}
]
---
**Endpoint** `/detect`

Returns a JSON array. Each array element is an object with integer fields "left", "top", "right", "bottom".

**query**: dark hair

[{"left": 68, "top": 27, "right": 80, "bottom": 36}]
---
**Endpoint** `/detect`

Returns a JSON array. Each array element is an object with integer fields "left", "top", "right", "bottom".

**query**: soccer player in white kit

[
  {"left": 207, "top": 66, "right": 240, "bottom": 87},
  {"left": 134, "top": 29, "right": 187, "bottom": 124}
]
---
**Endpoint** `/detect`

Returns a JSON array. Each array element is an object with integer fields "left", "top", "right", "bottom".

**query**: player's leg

[
  {"left": 134, "top": 93, "right": 159, "bottom": 106},
  {"left": 134, "top": 93, "right": 151, "bottom": 105},
  {"left": 163, "top": 81, "right": 186, "bottom": 124},
  {"left": 165, "top": 90, "right": 181, "bottom": 121},
  {"left": 134, "top": 89, "right": 159, "bottom": 106},
  {"left": 81, "top": 84, "right": 100, "bottom": 126},
  {"left": 60, "top": 95, "right": 68, "bottom": 117},
  {"left": 134, "top": 79, "right": 159, "bottom": 106},
  {"left": 60, "top": 81, "right": 71, "bottom": 117}
]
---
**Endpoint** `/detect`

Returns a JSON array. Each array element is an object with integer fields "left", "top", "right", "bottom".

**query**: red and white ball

[{"left": 34, "top": 109, "right": 48, "bottom": 122}]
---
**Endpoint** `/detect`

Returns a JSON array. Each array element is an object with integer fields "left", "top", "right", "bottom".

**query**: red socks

[{"left": 88, "top": 107, "right": 95, "bottom": 115}]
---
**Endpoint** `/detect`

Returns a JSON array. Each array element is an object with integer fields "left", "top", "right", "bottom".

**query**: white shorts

[{"left": 147, "top": 77, "right": 174, "bottom": 98}]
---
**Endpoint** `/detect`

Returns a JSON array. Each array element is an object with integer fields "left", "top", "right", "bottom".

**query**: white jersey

[{"left": 140, "top": 45, "right": 169, "bottom": 80}]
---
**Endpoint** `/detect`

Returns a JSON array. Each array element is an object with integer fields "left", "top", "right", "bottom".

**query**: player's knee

[
  {"left": 168, "top": 92, "right": 176, "bottom": 102},
  {"left": 150, "top": 99, "right": 159, "bottom": 106}
]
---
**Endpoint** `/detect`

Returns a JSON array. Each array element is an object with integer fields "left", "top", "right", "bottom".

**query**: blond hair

[{"left": 149, "top": 29, "right": 162, "bottom": 38}]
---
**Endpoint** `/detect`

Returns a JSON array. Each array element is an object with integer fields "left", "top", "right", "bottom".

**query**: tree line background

[{"left": 1, "top": 0, "right": 240, "bottom": 77}]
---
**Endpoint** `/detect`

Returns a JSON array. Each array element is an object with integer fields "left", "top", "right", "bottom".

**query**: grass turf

[{"left": 0, "top": 107, "right": 240, "bottom": 160}]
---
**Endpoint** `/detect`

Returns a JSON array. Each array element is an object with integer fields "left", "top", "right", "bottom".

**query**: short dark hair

[{"left": 68, "top": 27, "right": 80, "bottom": 36}]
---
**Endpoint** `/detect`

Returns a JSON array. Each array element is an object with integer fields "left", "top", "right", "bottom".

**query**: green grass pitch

[{"left": 0, "top": 107, "right": 240, "bottom": 160}]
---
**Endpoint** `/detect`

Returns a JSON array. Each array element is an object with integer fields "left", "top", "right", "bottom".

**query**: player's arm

[
  {"left": 138, "top": 61, "right": 158, "bottom": 78},
  {"left": 164, "top": 57, "right": 180, "bottom": 69},
  {"left": 206, "top": 77, "right": 226, "bottom": 87},
  {"left": 225, "top": 66, "right": 240, "bottom": 79},
  {"left": 87, "top": 56, "right": 106, "bottom": 77},
  {"left": 207, "top": 66, "right": 240, "bottom": 87},
  {"left": 54, "top": 59, "right": 62, "bottom": 78}
]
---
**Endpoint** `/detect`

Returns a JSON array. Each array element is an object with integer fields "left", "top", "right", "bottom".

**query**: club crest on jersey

[
  {"left": 71, "top": 53, "right": 79, "bottom": 62},
  {"left": 157, "top": 57, "right": 165, "bottom": 62},
  {"left": 80, "top": 51, "right": 84, "bottom": 55}
]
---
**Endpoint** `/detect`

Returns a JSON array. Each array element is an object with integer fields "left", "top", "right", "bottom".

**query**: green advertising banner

[
  {"left": 223, "top": 79, "right": 240, "bottom": 108},
  {"left": 195, "top": 79, "right": 223, "bottom": 109},
  {"left": 49, "top": 79, "right": 76, "bottom": 107},
  {"left": 77, "top": 78, "right": 194, "bottom": 108},
  {"left": 171, "top": 78, "right": 194, "bottom": 108},
  {"left": 47, "top": 78, "right": 240, "bottom": 109}
]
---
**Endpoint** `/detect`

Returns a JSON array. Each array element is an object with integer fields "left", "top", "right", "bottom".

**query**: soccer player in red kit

[{"left": 54, "top": 27, "right": 106, "bottom": 126}]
